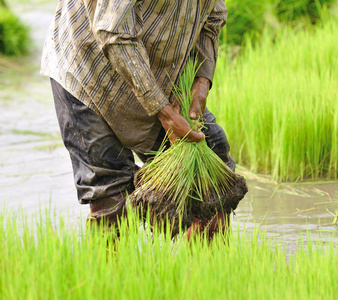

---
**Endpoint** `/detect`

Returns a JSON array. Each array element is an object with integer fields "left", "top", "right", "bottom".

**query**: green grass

[
  {"left": 0, "top": 209, "right": 337, "bottom": 299},
  {"left": 209, "top": 18, "right": 338, "bottom": 181}
]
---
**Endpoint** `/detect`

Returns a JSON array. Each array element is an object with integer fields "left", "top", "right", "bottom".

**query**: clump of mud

[
  {"left": 130, "top": 189, "right": 194, "bottom": 236},
  {"left": 130, "top": 173, "right": 248, "bottom": 237},
  {"left": 191, "top": 174, "right": 248, "bottom": 220}
]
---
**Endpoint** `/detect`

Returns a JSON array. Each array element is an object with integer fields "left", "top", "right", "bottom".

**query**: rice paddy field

[
  {"left": 1, "top": 1, "right": 337, "bottom": 299},
  {"left": 1, "top": 209, "right": 337, "bottom": 300},
  {"left": 209, "top": 18, "right": 338, "bottom": 181}
]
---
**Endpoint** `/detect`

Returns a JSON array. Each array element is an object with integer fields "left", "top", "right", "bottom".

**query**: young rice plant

[
  {"left": 1, "top": 209, "right": 337, "bottom": 299},
  {"left": 210, "top": 18, "right": 338, "bottom": 181}
]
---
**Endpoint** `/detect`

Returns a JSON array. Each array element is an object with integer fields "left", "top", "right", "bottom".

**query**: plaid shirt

[{"left": 41, "top": 0, "right": 227, "bottom": 152}]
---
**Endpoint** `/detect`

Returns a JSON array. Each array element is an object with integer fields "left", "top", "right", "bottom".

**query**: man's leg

[
  {"left": 185, "top": 212, "right": 230, "bottom": 242},
  {"left": 202, "top": 108, "right": 235, "bottom": 171},
  {"left": 50, "top": 79, "right": 139, "bottom": 234}
]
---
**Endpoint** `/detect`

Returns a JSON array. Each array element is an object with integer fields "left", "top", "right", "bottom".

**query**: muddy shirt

[{"left": 41, "top": 0, "right": 227, "bottom": 153}]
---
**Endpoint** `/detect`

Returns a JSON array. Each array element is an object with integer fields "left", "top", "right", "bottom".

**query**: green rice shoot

[{"left": 1, "top": 209, "right": 337, "bottom": 299}]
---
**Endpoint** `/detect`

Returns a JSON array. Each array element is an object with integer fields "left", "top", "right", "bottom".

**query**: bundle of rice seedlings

[{"left": 130, "top": 59, "right": 247, "bottom": 236}]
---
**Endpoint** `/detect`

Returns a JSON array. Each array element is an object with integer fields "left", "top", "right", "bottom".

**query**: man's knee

[{"left": 51, "top": 79, "right": 138, "bottom": 205}]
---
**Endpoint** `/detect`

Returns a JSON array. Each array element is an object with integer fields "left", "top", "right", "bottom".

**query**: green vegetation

[
  {"left": 275, "top": 0, "right": 336, "bottom": 22},
  {"left": 327, "top": 209, "right": 338, "bottom": 225},
  {"left": 214, "top": 1, "right": 338, "bottom": 181},
  {"left": 0, "top": 209, "right": 337, "bottom": 299},
  {"left": 0, "top": 0, "right": 7, "bottom": 8},
  {"left": 210, "top": 18, "right": 338, "bottom": 181},
  {"left": 221, "top": 0, "right": 337, "bottom": 46},
  {"left": 0, "top": 2, "right": 30, "bottom": 56}
]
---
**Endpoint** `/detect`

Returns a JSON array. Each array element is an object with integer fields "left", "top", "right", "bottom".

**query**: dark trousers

[{"left": 51, "top": 78, "right": 235, "bottom": 224}]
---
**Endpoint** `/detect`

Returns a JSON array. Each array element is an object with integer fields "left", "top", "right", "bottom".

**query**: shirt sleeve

[
  {"left": 93, "top": 0, "right": 168, "bottom": 116},
  {"left": 194, "top": 1, "right": 228, "bottom": 86}
]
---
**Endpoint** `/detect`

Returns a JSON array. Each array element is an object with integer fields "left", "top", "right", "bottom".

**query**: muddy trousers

[{"left": 51, "top": 78, "right": 235, "bottom": 237}]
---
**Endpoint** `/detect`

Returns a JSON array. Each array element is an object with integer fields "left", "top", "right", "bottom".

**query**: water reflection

[{"left": 232, "top": 174, "right": 338, "bottom": 252}]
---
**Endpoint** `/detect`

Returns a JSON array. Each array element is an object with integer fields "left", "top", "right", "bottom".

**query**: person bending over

[{"left": 41, "top": 0, "right": 234, "bottom": 240}]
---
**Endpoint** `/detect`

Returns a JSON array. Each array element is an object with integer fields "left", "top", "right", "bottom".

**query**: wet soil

[{"left": 0, "top": 0, "right": 337, "bottom": 252}]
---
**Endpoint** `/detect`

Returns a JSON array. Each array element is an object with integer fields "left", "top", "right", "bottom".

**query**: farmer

[{"left": 41, "top": 0, "right": 235, "bottom": 240}]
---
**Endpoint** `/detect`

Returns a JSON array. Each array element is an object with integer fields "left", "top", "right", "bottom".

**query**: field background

[
  {"left": 208, "top": 0, "right": 338, "bottom": 181},
  {"left": 210, "top": 19, "right": 337, "bottom": 181},
  {"left": 0, "top": 1, "right": 337, "bottom": 299},
  {"left": 1, "top": 0, "right": 337, "bottom": 181}
]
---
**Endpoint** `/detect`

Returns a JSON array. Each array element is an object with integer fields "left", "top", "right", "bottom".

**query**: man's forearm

[
  {"left": 94, "top": 0, "right": 168, "bottom": 116},
  {"left": 194, "top": 0, "right": 228, "bottom": 87},
  {"left": 189, "top": 77, "right": 210, "bottom": 120},
  {"left": 104, "top": 45, "right": 168, "bottom": 116}
]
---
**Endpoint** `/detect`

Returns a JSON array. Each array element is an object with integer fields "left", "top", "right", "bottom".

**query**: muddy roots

[
  {"left": 130, "top": 189, "right": 194, "bottom": 236},
  {"left": 191, "top": 174, "right": 248, "bottom": 220},
  {"left": 130, "top": 173, "right": 248, "bottom": 236}
]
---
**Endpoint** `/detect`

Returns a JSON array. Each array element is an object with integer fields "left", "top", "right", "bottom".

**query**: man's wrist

[
  {"left": 194, "top": 77, "right": 211, "bottom": 90},
  {"left": 157, "top": 104, "right": 172, "bottom": 121}
]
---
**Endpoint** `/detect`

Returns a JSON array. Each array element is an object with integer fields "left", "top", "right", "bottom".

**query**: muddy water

[
  {"left": 1, "top": 1, "right": 337, "bottom": 250},
  {"left": 232, "top": 173, "right": 338, "bottom": 251},
  {"left": 0, "top": 0, "right": 88, "bottom": 225}
]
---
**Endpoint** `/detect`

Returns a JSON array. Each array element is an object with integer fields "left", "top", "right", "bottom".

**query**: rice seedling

[
  {"left": 1, "top": 208, "right": 337, "bottom": 300},
  {"left": 130, "top": 59, "right": 247, "bottom": 236},
  {"left": 210, "top": 18, "right": 338, "bottom": 181},
  {"left": 326, "top": 209, "right": 338, "bottom": 225}
]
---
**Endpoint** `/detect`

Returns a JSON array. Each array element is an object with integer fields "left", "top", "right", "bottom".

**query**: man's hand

[
  {"left": 190, "top": 77, "right": 210, "bottom": 120},
  {"left": 158, "top": 104, "right": 205, "bottom": 144}
]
